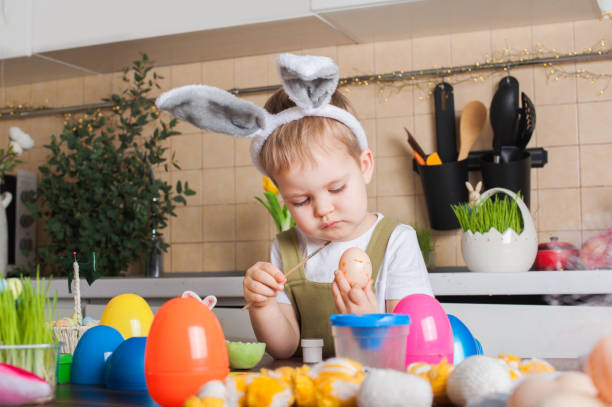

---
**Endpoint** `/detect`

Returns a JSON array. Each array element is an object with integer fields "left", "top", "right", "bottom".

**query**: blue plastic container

[
  {"left": 448, "top": 314, "right": 483, "bottom": 364},
  {"left": 330, "top": 314, "right": 410, "bottom": 370},
  {"left": 104, "top": 337, "right": 147, "bottom": 391},
  {"left": 71, "top": 325, "right": 124, "bottom": 385}
]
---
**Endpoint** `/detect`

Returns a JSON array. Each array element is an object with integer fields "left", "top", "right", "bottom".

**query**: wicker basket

[
  {"left": 54, "top": 325, "right": 91, "bottom": 354},
  {"left": 53, "top": 260, "right": 93, "bottom": 354}
]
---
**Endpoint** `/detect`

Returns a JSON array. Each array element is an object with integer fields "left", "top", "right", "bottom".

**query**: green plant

[
  {"left": 0, "top": 271, "right": 57, "bottom": 380},
  {"left": 451, "top": 193, "right": 524, "bottom": 235},
  {"left": 0, "top": 147, "right": 22, "bottom": 180},
  {"left": 255, "top": 176, "right": 294, "bottom": 233},
  {"left": 414, "top": 225, "right": 435, "bottom": 269},
  {"left": 29, "top": 54, "right": 195, "bottom": 279}
]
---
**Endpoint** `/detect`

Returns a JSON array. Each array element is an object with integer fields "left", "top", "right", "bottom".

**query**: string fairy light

[
  {"left": 1, "top": 40, "right": 612, "bottom": 120},
  {"left": 339, "top": 40, "right": 612, "bottom": 102}
]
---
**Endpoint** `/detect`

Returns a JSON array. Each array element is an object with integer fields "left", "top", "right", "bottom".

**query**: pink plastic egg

[{"left": 393, "top": 294, "right": 454, "bottom": 367}]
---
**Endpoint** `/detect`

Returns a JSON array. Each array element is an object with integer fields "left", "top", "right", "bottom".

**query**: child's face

[{"left": 273, "top": 140, "right": 374, "bottom": 242}]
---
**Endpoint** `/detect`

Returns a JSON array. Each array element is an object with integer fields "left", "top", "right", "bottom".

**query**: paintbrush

[{"left": 242, "top": 240, "right": 331, "bottom": 310}]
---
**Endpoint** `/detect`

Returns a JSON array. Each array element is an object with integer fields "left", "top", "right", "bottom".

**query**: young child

[{"left": 155, "top": 53, "right": 433, "bottom": 359}]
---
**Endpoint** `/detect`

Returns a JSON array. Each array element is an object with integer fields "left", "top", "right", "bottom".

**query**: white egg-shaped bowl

[{"left": 460, "top": 188, "right": 538, "bottom": 273}]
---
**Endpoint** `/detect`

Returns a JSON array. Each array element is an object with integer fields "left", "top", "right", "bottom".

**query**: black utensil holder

[
  {"left": 415, "top": 159, "right": 468, "bottom": 230},
  {"left": 481, "top": 152, "right": 531, "bottom": 208}
]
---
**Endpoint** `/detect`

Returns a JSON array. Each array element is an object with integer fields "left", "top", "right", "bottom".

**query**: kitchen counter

[
  {"left": 48, "top": 270, "right": 612, "bottom": 359},
  {"left": 49, "top": 357, "right": 581, "bottom": 406}
]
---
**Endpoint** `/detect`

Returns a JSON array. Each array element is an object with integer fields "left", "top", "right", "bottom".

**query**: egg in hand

[{"left": 338, "top": 247, "right": 372, "bottom": 288}]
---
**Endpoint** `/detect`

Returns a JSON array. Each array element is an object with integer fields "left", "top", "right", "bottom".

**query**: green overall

[{"left": 277, "top": 217, "right": 399, "bottom": 358}]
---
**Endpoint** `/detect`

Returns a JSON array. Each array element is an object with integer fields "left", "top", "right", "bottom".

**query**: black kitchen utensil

[
  {"left": 490, "top": 76, "right": 520, "bottom": 154},
  {"left": 404, "top": 127, "right": 427, "bottom": 158},
  {"left": 433, "top": 82, "right": 457, "bottom": 162},
  {"left": 500, "top": 145, "right": 522, "bottom": 163},
  {"left": 517, "top": 92, "right": 536, "bottom": 150}
]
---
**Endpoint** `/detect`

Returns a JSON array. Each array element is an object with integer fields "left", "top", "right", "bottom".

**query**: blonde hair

[{"left": 259, "top": 88, "right": 362, "bottom": 176}]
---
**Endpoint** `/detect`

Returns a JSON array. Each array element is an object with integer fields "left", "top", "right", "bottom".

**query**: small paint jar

[{"left": 301, "top": 338, "right": 324, "bottom": 364}]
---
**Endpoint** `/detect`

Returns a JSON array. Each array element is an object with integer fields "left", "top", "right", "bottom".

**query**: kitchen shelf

[
  {"left": 48, "top": 269, "right": 612, "bottom": 302},
  {"left": 45, "top": 270, "right": 612, "bottom": 359}
]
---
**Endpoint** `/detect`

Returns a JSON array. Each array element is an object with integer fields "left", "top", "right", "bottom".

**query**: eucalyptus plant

[{"left": 29, "top": 54, "right": 195, "bottom": 279}]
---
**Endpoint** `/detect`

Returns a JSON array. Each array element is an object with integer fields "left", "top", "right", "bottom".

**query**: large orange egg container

[{"left": 144, "top": 295, "right": 229, "bottom": 407}]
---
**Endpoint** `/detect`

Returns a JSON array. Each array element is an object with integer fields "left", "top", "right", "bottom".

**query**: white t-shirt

[{"left": 273, "top": 213, "right": 434, "bottom": 312}]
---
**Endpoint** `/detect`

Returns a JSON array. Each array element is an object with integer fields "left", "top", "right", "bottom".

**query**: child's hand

[
  {"left": 332, "top": 269, "right": 378, "bottom": 315},
  {"left": 243, "top": 262, "right": 286, "bottom": 308}
]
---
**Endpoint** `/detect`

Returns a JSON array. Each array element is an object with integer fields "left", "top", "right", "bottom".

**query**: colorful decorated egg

[
  {"left": 100, "top": 293, "right": 154, "bottom": 338},
  {"left": 393, "top": 294, "right": 454, "bottom": 367},
  {"left": 144, "top": 294, "right": 229, "bottom": 407},
  {"left": 585, "top": 333, "right": 612, "bottom": 403},
  {"left": 338, "top": 247, "right": 372, "bottom": 288}
]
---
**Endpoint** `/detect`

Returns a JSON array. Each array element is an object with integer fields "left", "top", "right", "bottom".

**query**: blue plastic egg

[
  {"left": 104, "top": 337, "right": 147, "bottom": 391},
  {"left": 71, "top": 325, "right": 124, "bottom": 385},
  {"left": 448, "top": 314, "right": 483, "bottom": 364}
]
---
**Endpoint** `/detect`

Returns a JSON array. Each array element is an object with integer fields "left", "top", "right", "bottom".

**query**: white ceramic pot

[{"left": 461, "top": 188, "right": 537, "bottom": 273}]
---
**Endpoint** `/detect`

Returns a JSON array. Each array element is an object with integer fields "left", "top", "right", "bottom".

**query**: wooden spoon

[{"left": 458, "top": 101, "right": 487, "bottom": 161}]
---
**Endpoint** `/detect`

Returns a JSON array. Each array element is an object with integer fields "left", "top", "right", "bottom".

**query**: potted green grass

[
  {"left": 451, "top": 186, "right": 537, "bottom": 273},
  {"left": 0, "top": 272, "right": 58, "bottom": 404}
]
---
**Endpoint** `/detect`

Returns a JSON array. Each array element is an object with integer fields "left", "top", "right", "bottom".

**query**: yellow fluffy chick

[
  {"left": 407, "top": 357, "right": 454, "bottom": 404},
  {"left": 498, "top": 354, "right": 523, "bottom": 380},
  {"left": 245, "top": 375, "right": 293, "bottom": 407},
  {"left": 294, "top": 366, "right": 316, "bottom": 407},
  {"left": 226, "top": 373, "right": 256, "bottom": 407},
  {"left": 196, "top": 380, "right": 227, "bottom": 407},
  {"left": 306, "top": 358, "right": 366, "bottom": 407},
  {"left": 497, "top": 354, "right": 556, "bottom": 379},
  {"left": 520, "top": 358, "right": 555, "bottom": 375},
  {"left": 309, "top": 358, "right": 365, "bottom": 382},
  {"left": 314, "top": 375, "right": 363, "bottom": 407},
  {"left": 184, "top": 395, "right": 225, "bottom": 407}
]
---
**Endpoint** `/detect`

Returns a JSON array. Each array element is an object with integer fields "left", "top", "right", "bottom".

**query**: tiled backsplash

[{"left": 1, "top": 19, "right": 611, "bottom": 273}]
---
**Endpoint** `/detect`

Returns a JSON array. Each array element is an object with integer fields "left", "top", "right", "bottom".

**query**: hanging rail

[{"left": 1, "top": 48, "right": 611, "bottom": 121}]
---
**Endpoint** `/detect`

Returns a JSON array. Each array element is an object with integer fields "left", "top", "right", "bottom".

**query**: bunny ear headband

[{"left": 155, "top": 53, "right": 368, "bottom": 176}]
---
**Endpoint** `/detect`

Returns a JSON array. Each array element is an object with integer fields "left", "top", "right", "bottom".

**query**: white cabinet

[
  {"left": 2, "top": 0, "right": 313, "bottom": 56},
  {"left": 0, "top": 0, "right": 32, "bottom": 59}
]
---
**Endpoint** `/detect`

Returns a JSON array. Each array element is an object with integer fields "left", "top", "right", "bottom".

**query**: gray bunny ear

[
  {"left": 155, "top": 85, "right": 266, "bottom": 137},
  {"left": 278, "top": 53, "right": 339, "bottom": 111}
]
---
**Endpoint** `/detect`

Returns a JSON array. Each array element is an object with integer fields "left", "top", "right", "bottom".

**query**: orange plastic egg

[
  {"left": 144, "top": 296, "right": 229, "bottom": 407},
  {"left": 585, "top": 334, "right": 612, "bottom": 403}
]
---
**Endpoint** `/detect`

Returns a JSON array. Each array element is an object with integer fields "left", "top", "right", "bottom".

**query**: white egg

[
  {"left": 507, "top": 376, "right": 558, "bottom": 407},
  {"left": 446, "top": 356, "right": 513, "bottom": 407},
  {"left": 555, "top": 372, "right": 598, "bottom": 397},
  {"left": 338, "top": 247, "right": 372, "bottom": 288},
  {"left": 535, "top": 391, "right": 605, "bottom": 407}
]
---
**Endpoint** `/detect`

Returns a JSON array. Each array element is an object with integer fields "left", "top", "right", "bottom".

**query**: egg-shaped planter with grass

[{"left": 454, "top": 187, "right": 537, "bottom": 273}]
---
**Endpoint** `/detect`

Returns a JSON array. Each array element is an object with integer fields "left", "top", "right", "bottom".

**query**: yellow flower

[{"left": 263, "top": 176, "right": 279, "bottom": 195}]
